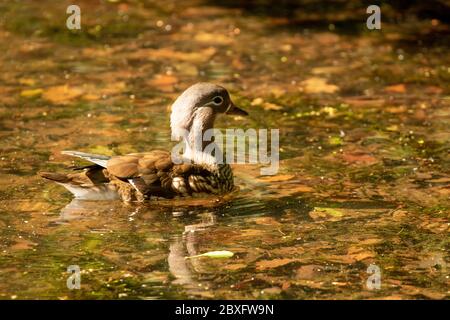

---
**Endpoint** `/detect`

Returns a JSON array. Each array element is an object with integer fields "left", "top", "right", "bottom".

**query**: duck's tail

[
  {"left": 39, "top": 168, "right": 120, "bottom": 201},
  {"left": 39, "top": 172, "right": 71, "bottom": 183}
]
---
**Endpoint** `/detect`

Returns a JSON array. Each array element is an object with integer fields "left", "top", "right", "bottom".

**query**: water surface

[{"left": 0, "top": 0, "right": 449, "bottom": 299}]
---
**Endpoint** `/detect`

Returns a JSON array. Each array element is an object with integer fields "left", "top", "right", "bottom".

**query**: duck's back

[{"left": 40, "top": 150, "right": 234, "bottom": 202}]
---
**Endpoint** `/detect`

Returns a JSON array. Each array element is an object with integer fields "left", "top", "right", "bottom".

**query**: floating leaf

[
  {"left": 385, "top": 84, "right": 406, "bottom": 93},
  {"left": 148, "top": 75, "right": 178, "bottom": 92},
  {"left": 262, "top": 102, "right": 283, "bottom": 111},
  {"left": 194, "top": 32, "right": 233, "bottom": 45},
  {"left": 328, "top": 136, "right": 343, "bottom": 146},
  {"left": 260, "top": 174, "right": 296, "bottom": 182},
  {"left": 313, "top": 207, "right": 344, "bottom": 217},
  {"left": 20, "top": 88, "right": 43, "bottom": 98},
  {"left": 311, "top": 66, "right": 345, "bottom": 75},
  {"left": 386, "top": 125, "right": 399, "bottom": 132},
  {"left": 129, "top": 47, "right": 216, "bottom": 63},
  {"left": 100, "top": 81, "right": 126, "bottom": 95},
  {"left": 43, "top": 85, "right": 83, "bottom": 104},
  {"left": 300, "top": 77, "right": 339, "bottom": 94},
  {"left": 251, "top": 97, "right": 264, "bottom": 106},
  {"left": 19, "top": 78, "right": 36, "bottom": 86},
  {"left": 186, "top": 250, "right": 234, "bottom": 259}
]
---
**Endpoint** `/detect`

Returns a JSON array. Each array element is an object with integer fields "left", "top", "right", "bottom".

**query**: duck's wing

[
  {"left": 41, "top": 150, "right": 136, "bottom": 200},
  {"left": 62, "top": 150, "right": 111, "bottom": 167},
  {"left": 105, "top": 150, "right": 217, "bottom": 197}
]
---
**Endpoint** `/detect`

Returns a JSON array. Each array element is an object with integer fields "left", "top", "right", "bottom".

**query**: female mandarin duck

[{"left": 40, "top": 83, "right": 248, "bottom": 202}]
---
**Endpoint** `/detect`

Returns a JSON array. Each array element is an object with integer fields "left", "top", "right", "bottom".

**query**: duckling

[{"left": 40, "top": 83, "right": 248, "bottom": 202}]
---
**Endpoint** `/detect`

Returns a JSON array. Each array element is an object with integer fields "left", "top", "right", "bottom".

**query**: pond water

[{"left": 0, "top": 0, "right": 449, "bottom": 299}]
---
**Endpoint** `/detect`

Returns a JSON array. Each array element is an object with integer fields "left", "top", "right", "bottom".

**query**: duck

[{"left": 40, "top": 83, "right": 248, "bottom": 202}]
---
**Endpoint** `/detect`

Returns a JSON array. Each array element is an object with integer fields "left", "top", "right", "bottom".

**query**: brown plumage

[{"left": 40, "top": 83, "right": 247, "bottom": 202}]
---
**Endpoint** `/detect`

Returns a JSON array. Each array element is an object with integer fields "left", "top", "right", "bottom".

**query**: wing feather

[{"left": 62, "top": 150, "right": 111, "bottom": 168}]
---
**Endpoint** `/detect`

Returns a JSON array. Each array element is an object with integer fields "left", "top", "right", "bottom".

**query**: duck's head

[{"left": 170, "top": 83, "right": 247, "bottom": 141}]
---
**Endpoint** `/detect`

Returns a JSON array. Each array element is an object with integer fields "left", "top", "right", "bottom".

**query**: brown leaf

[
  {"left": 287, "top": 185, "right": 314, "bottom": 193},
  {"left": 100, "top": 81, "right": 126, "bottom": 96},
  {"left": 311, "top": 66, "right": 345, "bottom": 75},
  {"left": 256, "top": 258, "right": 298, "bottom": 271},
  {"left": 252, "top": 217, "right": 282, "bottom": 226},
  {"left": 259, "top": 174, "right": 296, "bottom": 182},
  {"left": 424, "top": 86, "right": 443, "bottom": 94},
  {"left": 296, "top": 265, "right": 322, "bottom": 280},
  {"left": 129, "top": 47, "right": 216, "bottom": 63},
  {"left": 251, "top": 97, "right": 264, "bottom": 106},
  {"left": 343, "top": 97, "right": 386, "bottom": 108},
  {"left": 385, "top": 84, "right": 406, "bottom": 93},
  {"left": 148, "top": 75, "right": 179, "bottom": 92},
  {"left": 359, "top": 238, "right": 384, "bottom": 245},
  {"left": 194, "top": 32, "right": 233, "bottom": 45},
  {"left": 300, "top": 77, "right": 339, "bottom": 94},
  {"left": 427, "top": 177, "right": 450, "bottom": 183},
  {"left": 386, "top": 105, "right": 407, "bottom": 113},
  {"left": 347, "top": 246, "right": 376, "bottom": 261},
  {"left": 10, "top": 238, "right": 37, "bottom": 251},
  {"left": 82, "top": 93, "right": 101, "bottom": 101},
  {"left": 43, "top": 85, "right": 83, "bottom": 104},
  {"left": 232, "top": 58, "right": 245, "bottom": 70},
  {"left": 224, "top": 263, "right": 247, "bottom": 271},
  {"left": 262, "top": 102, "right": 283, "bottom": 111},
  {"left": 392, "top": 210, "right": 408, "bottom": 221},
  {"left": 325, "top": 249, "right": 375, "bottom": 264}
]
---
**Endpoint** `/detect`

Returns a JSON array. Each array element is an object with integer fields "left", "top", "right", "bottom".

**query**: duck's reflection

[
  {"left": 58, "top": 199, "right": 91, "bottom": 221},
  {"left": 57, "top": 199, "right": 218, "bottom": 296},
  {"left": 169, "top": 212, "right": 216, "bottom": 288}
]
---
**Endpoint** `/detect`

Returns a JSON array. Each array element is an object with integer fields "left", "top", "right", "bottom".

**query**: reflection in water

[
  {"left": 58, "top": 199, "right": 100, "bottom": 221},
  {"left": 168, "top": 212, "right": 216, "bottom": 292},
  {"left": 57, "top": 199, "right": 219, "bottom": 296}
]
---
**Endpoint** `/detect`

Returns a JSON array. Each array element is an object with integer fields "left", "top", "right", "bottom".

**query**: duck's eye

[{"left": 212, "top": 96, "right": 223, "bottom": 105}]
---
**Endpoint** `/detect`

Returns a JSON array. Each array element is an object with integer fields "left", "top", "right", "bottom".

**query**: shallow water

[{"left": 0, "top": 0, "right": 449, "bottom": 299}]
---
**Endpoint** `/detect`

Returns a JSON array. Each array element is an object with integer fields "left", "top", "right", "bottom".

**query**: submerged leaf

[
  {"left": 313, "top": 207, "right": 344, "bottom": 217},
  {"left": 328, "top": 136, "right": 343, "bottom": 146},
  {"left": 256, "top": 258, "right": 298, "bottom": 270}
]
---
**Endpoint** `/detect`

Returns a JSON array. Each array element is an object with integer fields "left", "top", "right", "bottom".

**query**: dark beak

[{"left": 225, "top": 102, "right": 248, "bottom": 116}]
